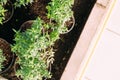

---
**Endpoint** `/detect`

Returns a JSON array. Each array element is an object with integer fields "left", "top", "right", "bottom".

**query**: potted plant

[
  {"left": 0, "top": 38, "right": 14, "bottom": 75},
  {"left": 12, "top": 18, "right": 55, "bottom": 80},
  {"left": 0, "top": 0, "right": 97, "bottom": 79},
  {"left": 0, "top": 0, "right": 14, "bottom": 24},
  {"left": 0, "top": 4, "right": 6, "bottom": 24},
  {"left": 10, "top": 0, "right": 74, "bottom": 79},
  {"left": 46, "top": 0, "right": 75, "bottom": 34}
]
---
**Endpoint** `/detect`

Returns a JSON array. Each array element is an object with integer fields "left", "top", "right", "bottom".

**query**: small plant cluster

[
  {"left": 12, "top": 18, "right": 52, "bottom": 80},
  {"left": 0, "top": 49, "right": 6, "bottom": 72},
  {"left": 47, "top": 0, "right": 74, "bottom": 33},
  {"left": 0, "top": 0, "right": 7, "bottom": 24},
  {"left": 14, "top": 0, "right": 33, "bottom": 7},
  {"left": 11, "top": 0, "right": 74, "bottom": 79},
  {"left": 0, "top": 0, "right": 33, "bottom": 24}
]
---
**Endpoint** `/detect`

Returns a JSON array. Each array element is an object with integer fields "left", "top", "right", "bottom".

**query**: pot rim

[
  {"left": 19, "top": 20, "right": 34, "bottom": 32},
  {"left": 0, "top": 38, "right": 15, "bottom": 74},
  {"left": 60, "top": 16, "right": 75, "bottom": 34},
  {"left": 3, "top": 1, "right": 14, "bottom": 24},
  {"left": 0, "top": 53, "right": 15, "bottom": 74}
]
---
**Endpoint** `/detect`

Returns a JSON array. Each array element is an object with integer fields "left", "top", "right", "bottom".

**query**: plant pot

[
  {"left": 60, "top": 16, "right": 75, "bottom": 34},
  {"left": 13, "top": 19, "right": 53, "bottom": 80},
  {"left": 3, "top": 1, "right": 14, "bottom": 23},
  {"left": 19, "top": 20, "right": 34, "bottom": 32},
  {"left": 10, "top": 57, "right": 21, "bottom": 80},
  {"left": 20, "top": 20, "right": 53, "bottom": 34},
  {"left": 0, "top": 38, "right": 14, "bottom": 74}
]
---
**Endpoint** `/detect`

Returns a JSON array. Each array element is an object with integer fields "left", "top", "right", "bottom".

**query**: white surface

[
  {"left": 82, "top": 0, "right": 120, "bottom": 80},
  {"left": 83, "top": 30, "right": 120, "bottom": 80},
  {"left": 106, "top": 0, "right": 120, "bottom": 34}
]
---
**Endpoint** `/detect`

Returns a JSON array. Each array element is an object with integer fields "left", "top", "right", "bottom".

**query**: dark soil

[
  {"left": 65, "top": 17, "right": 74, "bottom": 30},
  {"left": 0, "top": 0, "right": 96, "bottom": 80},
  {"left": 0, "top": 38, "right": 14, "bottom": 74},
  {"left": 48, "top": 0, "right": 97, "bottom": 80},
  {"left": 28, "top": 0, "right": 50, "bottom": 22}
]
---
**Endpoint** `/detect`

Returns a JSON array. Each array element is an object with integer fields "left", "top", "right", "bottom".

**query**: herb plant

[
  {"left": 0, "top": 4, "right": 7, "bottom": 24},
  {"left": 0, "top": 0, "right": 7, "bottom": 24},
  {"left": 12, "top": 18, "right": 55, "bottom": 80},
  {"left": 14, "top": 0, "right": 33, "bottom": 7},
  {"left": 0, "top": 49, "right": 6, "bottom": 72},
  {"left": 46, "top": 0, "right": 74, "bottom": 33},
  {"left": 12, "top": 0, "right": 74, "bottom": 79}
]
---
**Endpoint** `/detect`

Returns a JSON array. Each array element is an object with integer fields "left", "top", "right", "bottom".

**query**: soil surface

[
  {"left": 0, "top": 38, "right": 14, "bottom": 74},
  {"left": 0, "top": 0, "right": 96, "bottom": 80}
]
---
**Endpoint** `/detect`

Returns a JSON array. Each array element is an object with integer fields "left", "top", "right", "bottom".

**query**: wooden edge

[
  {"left": 60, "top": 0, "right": 113, "bottom": 80},
  {"left": 97, "top": 0, "right": 110, "bottom": 7}
]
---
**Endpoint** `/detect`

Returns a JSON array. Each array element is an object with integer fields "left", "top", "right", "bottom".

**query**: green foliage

[
  {"left": 0, "top": 0, "right": 7, "bottom": 5},
  {"left": 0, "top": 49, "right": 6, "bottom": 72},
  {"left": 47, "top": 0, "right": 73, "bottom": 21},
  {"left": 0, "top": 0, "right": 8, "bottom": 24},
  {"left": 12, "top": 18, "right": 56, "bottom": 80},
  {"left": 0, "top": 4, "right": 7, "bottom": 24},
  {"left": 12, "top": 0, "right": 74, "bottom": 79},
  {"left": 46, "top": 0, "right": 74, "bottom": 33},
  {"left": 14, "top": 0, "right": 33, "bottom": 7},
  {"left": 0, "top": 0, "right": 33, "bottom": 24}
]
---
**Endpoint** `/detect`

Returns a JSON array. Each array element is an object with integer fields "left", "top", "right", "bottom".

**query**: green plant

[
  {"left": 12, "top": 18, "right": 56, "bottom": 80},
  {"left": 14, "top": 0, "right": 33, "bottom": 7},
  {"left": 0, "top": 1, "right": 7, "bottom": 24},
  {"left": 12, "top": 0, "right": 74, "bottom": 79},
  {"left": 46, "top": 0, "right": 74, "bottom": 33},
  {"left": 0, "top": 0, "right": 7, "bottom": 5},
  {"left": 0, "top": 49, "right": 6, "bottom": 72}
]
